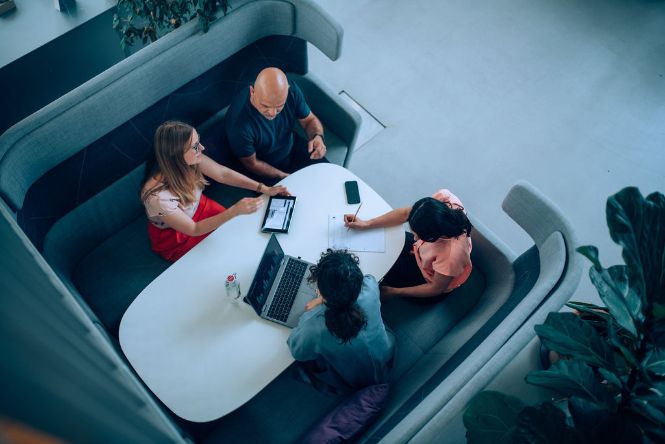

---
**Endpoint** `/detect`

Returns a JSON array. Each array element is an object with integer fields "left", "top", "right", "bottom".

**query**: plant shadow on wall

[
  {"left": 464, "top": 187, "right": 665, "bottom": 444},
  {"left": 113, "top": 0, "right": 230, "bottom": 50}
]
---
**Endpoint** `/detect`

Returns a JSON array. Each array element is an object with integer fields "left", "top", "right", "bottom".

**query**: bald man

[{"left": 225, "top": 67, "right": 328, "bottom": 184}]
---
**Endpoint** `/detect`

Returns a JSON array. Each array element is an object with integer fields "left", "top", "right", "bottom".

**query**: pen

[{"left": 347, "top": 202, "right": 363, "bottom": 231}]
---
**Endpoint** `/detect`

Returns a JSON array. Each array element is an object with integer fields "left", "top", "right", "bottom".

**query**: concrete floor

[{"left": 310, "top": 0, "right": 665, "bottom": 441}]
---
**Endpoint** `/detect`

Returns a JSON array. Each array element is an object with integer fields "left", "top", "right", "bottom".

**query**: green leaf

[
  {"left": 643, "top": 423, "right": 665, "bottom": 444},
  {"left": 577, "top": 245, "right": 601, "bottom": 268},
  {"left": 464, "top": 391, "right": 523, "bottom": 444},
  {"left": 608, "top": 265, "right": 644, "bottom": 323},
  {"left": 565, "top": 300, "right": 608, "bottom": 314},
  {"left": 526, "top": 360, "right": 615, "bottom": 408},
  {"left": 577, "top": 245, "right": 641, "bottom": 338},
  {"left": 654, "top": 303, "right": 665, "bottom": 320},
  {"left": 606, "top": 318, "right": 638, "bottom": 369},
  {"left": 569, "top": 397, "right": 642, "bottom": 444},
  {"left": 597, "top": 368, "right": 624, "bottom": 391},
  {"left": 566, "top": 301, "right": 610, "bottom": 324},
  {"left": 606, "top": 188, "right": 665, "bottom": 307},
  {"left": 516, "top": 402, "right": 578, "bottom": 444},
  {"left": 631, "top": 397, "right": 665, "bottom": 425},
  {"left": 651, "top": 319, "right": 665, "bottom": 348},
  {"left": 567, "top": 396, "right": 609, "bottom": 443},
  {"left": 641, "top": 390, "right": 665, "bottom": 411},
  {"left": 650, "top": 381, "right": 665, "bottom": 397},
  {"left": 535, "top": 312, "right": 614, "bottom": 368},
  {"left": 588, "top": 265, "right": 638, "bottom": 338},
  {"left": 643, "top": 348, "right": 665, "bottom": 376}
]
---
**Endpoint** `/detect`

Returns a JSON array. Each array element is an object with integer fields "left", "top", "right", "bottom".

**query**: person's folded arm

[{"left": 381, "top": 272, "right": 452, "bottom": 299}]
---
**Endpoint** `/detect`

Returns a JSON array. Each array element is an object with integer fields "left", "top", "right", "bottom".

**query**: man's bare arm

[
  {"left": 298, "top": 112, "right": 326, "bottom": 159},
  {"left": 239, "top": 153, "right": 289, "bottom": 180},
  {"left": 298, "top": 112, "right": 324, "bottom": 139}
]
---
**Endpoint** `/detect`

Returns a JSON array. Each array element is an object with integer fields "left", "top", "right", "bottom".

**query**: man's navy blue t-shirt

[{"left": 225, "top": 81, "right": 311, "bottom": 165}]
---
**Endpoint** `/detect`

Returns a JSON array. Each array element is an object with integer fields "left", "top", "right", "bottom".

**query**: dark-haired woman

[
  {"left": 345, "top": 189, "right": 472, "bottom": 299},
  {"left": 287, "top": 250, "right": 394, "bottom": 391}
]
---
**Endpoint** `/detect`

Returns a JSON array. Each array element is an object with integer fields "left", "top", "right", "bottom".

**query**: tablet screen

[{"left": 261, "top": 196, "right": 297, "bottom": 233}]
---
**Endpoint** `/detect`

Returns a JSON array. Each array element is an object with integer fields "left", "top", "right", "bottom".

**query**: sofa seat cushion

[
  {"left": 71, "top": 183, "right": 254, "bottom": 336},
  {"left": 382, "top": 267, "right": 486, "bottom": 381},
  {"left": 73, "top": 217, "right": 170, "bottom": 336}
]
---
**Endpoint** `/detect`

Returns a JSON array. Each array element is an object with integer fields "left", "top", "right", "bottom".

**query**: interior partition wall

[{"left": 0, "top": 203, "right": 187, "bottom": 444}]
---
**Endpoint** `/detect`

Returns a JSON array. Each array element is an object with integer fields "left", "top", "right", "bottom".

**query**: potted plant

[
  {"left": 464, "top": 187, "right": 665, "bottom": 444},
  {"left": 113, "top": 0, "right": 230, "bottom": 50}
]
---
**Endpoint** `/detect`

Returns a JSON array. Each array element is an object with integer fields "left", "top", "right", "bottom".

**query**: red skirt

[{"left": 147, "top": 194, "right": 226, "bottom": 262}]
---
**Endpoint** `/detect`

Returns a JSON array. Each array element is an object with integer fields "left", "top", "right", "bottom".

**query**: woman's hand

[
  {"left": 305, "top": 296, "right": 324, "bottom": 311},
  {"left": 265, "top": 185, "right": 290, "bottom": 196},
  {"left": 230, "top": 197, "right": 264, "bottom": 216},
  {"left": 344, "top": 214, "right": 370, "bottom": 230}
]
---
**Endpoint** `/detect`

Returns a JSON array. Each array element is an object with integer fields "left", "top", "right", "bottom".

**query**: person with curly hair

[{"left": 287, "top": 250, "right": 394, "bottom": 392}]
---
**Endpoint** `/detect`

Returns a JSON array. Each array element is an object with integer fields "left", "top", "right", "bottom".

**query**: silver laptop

[{"left": 245, "top": 234, "right": 317, "bottom": 327}]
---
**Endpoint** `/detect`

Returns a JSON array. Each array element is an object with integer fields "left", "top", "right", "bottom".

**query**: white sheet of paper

[{"left": 328, "top": 215, "right": 385, "bottom": 252}]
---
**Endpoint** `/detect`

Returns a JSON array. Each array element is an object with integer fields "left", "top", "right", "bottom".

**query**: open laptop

[{"left": 245, "top": 234, "right": 317, "bottom": 328}]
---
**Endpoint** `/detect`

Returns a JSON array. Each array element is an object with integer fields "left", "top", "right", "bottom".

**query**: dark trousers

[{"left": 380, "top": 232, "right": 426, "bottom": 287}]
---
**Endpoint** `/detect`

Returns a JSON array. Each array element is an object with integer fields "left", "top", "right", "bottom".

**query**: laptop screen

[{"left": 246, "top": 235, "right": 284, "bottom": 315}]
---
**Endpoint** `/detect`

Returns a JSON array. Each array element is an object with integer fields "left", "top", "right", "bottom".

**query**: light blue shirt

[{"left": 287, "top": 275, "right": 395, "bottom": 388}]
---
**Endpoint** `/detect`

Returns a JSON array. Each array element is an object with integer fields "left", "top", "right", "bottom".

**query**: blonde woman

[{"left": 141, "top": 121, "right": 289, "bottom": 262}]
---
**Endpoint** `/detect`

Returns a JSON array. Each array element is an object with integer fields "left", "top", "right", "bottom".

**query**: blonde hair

[{"left": 141, "top": 121, "right": 208, "bottom": 206}]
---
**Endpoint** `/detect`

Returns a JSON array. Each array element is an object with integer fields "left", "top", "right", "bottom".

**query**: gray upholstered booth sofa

[
  {"left": 0, "top": 1, "right": 582, "bottom": 443},
  {"left": 0, "top": 0, "right": 360, "bottom": 339}
]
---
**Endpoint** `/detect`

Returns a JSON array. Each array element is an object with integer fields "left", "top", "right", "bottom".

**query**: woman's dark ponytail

[
  {"left": 308, "top": 250, "right": 367, "bottom": 343},
  {"left": 324, "top": 304, "right": 367, "bottom": 344}
]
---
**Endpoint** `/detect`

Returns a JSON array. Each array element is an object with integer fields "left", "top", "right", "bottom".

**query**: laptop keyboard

[{"left": 266, "top": 259, "right": 308, "bottom": 322}]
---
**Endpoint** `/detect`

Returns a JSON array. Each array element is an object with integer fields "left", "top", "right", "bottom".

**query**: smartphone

[{"left": 344, "top": 180, "right": 361, "bottom": 204}]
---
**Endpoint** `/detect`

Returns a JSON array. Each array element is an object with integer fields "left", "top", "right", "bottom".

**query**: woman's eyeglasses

[{"left": 191, "top": 140, "right": 201, "bottom": 153}]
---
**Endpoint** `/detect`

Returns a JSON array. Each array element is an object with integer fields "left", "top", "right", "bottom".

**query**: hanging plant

[{"left": 113, "top": 0, "right": 231, "bottom": 51}]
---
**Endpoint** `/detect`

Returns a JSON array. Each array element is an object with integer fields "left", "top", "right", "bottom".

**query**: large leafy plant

[
  {"left": 464, "top": 187, "right": 665, "bottom": 444},
  {"left": 113, "top": 0, "right": 230, "bottom": 50}
]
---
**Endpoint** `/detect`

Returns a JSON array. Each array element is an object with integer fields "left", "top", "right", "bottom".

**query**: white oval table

[{"left": 119, "top": 163, "right": 404, "bottom": 422}]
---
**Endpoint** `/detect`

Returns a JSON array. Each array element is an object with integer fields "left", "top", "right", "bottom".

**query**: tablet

[{"left": 261, "top": 195, "right": 297, "bottom": 233}]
